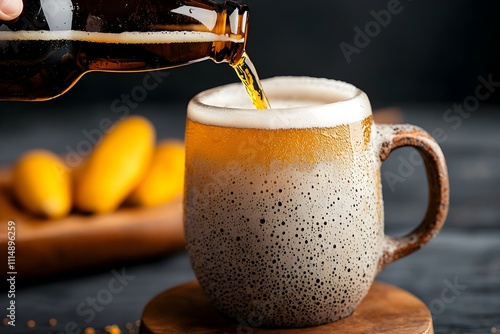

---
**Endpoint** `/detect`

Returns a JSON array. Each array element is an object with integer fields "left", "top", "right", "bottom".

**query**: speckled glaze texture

[
  {"left": 185, "top": 147, "right": 382, "bottom": 327},
  {"left": 184, "top": 77, "right": 449, "bottom": 328}
]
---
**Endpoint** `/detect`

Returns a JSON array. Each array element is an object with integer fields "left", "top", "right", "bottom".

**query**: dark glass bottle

[{"left": 0, "top": 0, "right": 248, "bottom": 101}]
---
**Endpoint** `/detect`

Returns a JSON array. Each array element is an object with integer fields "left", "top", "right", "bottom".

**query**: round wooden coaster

[{"left": 139, "top": 280, "right": 433, "bottom": 334}]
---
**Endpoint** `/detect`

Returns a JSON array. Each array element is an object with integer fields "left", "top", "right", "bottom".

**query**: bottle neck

[{"left": 208, "top": 1, "right": 249, "bottom": 64}]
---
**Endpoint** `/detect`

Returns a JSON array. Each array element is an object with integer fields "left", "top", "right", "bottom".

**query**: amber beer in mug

[{"left": 184, "top": 77, "right": 449, "bottom": 328}]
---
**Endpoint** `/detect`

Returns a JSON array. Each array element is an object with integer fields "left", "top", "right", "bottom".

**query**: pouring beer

[{"left": 0, "top": 0, "right": 269, "bottom": 108}]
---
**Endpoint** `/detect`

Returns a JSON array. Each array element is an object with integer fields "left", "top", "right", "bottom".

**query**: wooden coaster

[{"left": 140, "top": 280, "right": 433, "bottom": 334}]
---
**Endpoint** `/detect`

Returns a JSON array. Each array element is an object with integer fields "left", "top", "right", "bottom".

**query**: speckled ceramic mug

[{"left": 184, "top": 77, "right": 449, "bottom": 328}]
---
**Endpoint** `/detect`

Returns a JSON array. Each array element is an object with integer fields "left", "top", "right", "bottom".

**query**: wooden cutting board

[
  {"left": 0, "top": 168, "right": 185, "bottom": 279},
  {"left": 140, "top": 280, "right": 433, "bottom": 334}
]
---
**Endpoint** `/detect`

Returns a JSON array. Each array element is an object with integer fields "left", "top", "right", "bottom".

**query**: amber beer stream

[
  {"left": 184, "top": 77, "right": 449, "bottom": 328},
  {"left": 231, "top": 52, "right": 271, "bottom": 109}
]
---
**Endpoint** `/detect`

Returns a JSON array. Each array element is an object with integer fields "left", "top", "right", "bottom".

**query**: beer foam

[
  {"left": 0, "top": 30, "right": 243, "bottom": 43},
  {"left": 188, "top": 76, "right": 372, "bottom": 129}
]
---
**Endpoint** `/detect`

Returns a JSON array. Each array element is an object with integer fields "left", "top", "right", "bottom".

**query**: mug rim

[{"left": 188, "top": 76, "right": 372, "bottom": 130}]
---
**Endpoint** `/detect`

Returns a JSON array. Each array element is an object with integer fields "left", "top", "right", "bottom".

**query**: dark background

[
  {"left": 0, "top": 1, "right": 499, "bottom": 333},
  {"left": 2, "top": 0, "right": 500, "bottom": 163},
  {"left": 1, "top": 0, "right": 500, "bottom": 113},
  {"left": 2, "top": 0, "right": 500, "bottom": 164}
]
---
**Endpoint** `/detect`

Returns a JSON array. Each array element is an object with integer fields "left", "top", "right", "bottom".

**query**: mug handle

[{"left": 375, "top": 124, "right": 449, "bottom": 271}]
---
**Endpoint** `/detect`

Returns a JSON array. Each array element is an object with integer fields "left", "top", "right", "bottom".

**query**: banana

[
  {"left": 12, "top": 150, "right": 72, "bottom": 219},
  {"left": 74, "top": 116, "right": 155, "bottom": 214},
  {"left": 128, "top": 140, "right": 185, "bottom": 207}
]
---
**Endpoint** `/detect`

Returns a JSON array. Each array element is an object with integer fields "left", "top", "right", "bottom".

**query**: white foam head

[{"left": 188, "top": 76, "right": 372, "bottom": 129}]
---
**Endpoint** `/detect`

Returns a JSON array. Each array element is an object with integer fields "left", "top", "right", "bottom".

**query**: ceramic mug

[{"left": 184, "top": 77, "right": 449, "bottom": 328}]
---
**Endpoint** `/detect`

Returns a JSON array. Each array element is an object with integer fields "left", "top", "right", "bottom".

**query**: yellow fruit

[
  {"left": 75, "top": 116, "right": 155, "bottom": 214},
  {"left": 128, "top": 140, "right": 185, "bottom": 207},
  {"left": 12, "top": 150, "right": 72, "bottom": 219}
]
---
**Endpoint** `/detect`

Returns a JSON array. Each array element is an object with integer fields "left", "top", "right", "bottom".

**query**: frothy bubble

[
  {"left": 0, "top": 30, "right": 243, "bottom": 43},
  {"left": 188, "top": 76, "right": 372, "bottom": 129}
]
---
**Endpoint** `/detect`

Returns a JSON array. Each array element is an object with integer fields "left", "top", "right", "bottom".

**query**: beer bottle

[{"left": 0, "top": 0, "right": 248, "bottom": 101}]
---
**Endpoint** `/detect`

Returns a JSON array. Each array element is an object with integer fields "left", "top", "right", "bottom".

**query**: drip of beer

[{"left": 231, "top": 52, "right": 271, "bottom": 110}]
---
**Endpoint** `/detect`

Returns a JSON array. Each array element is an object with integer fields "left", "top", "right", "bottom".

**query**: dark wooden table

[{"left": 0, "top": 102, "right": 498, "bottom": 334}]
